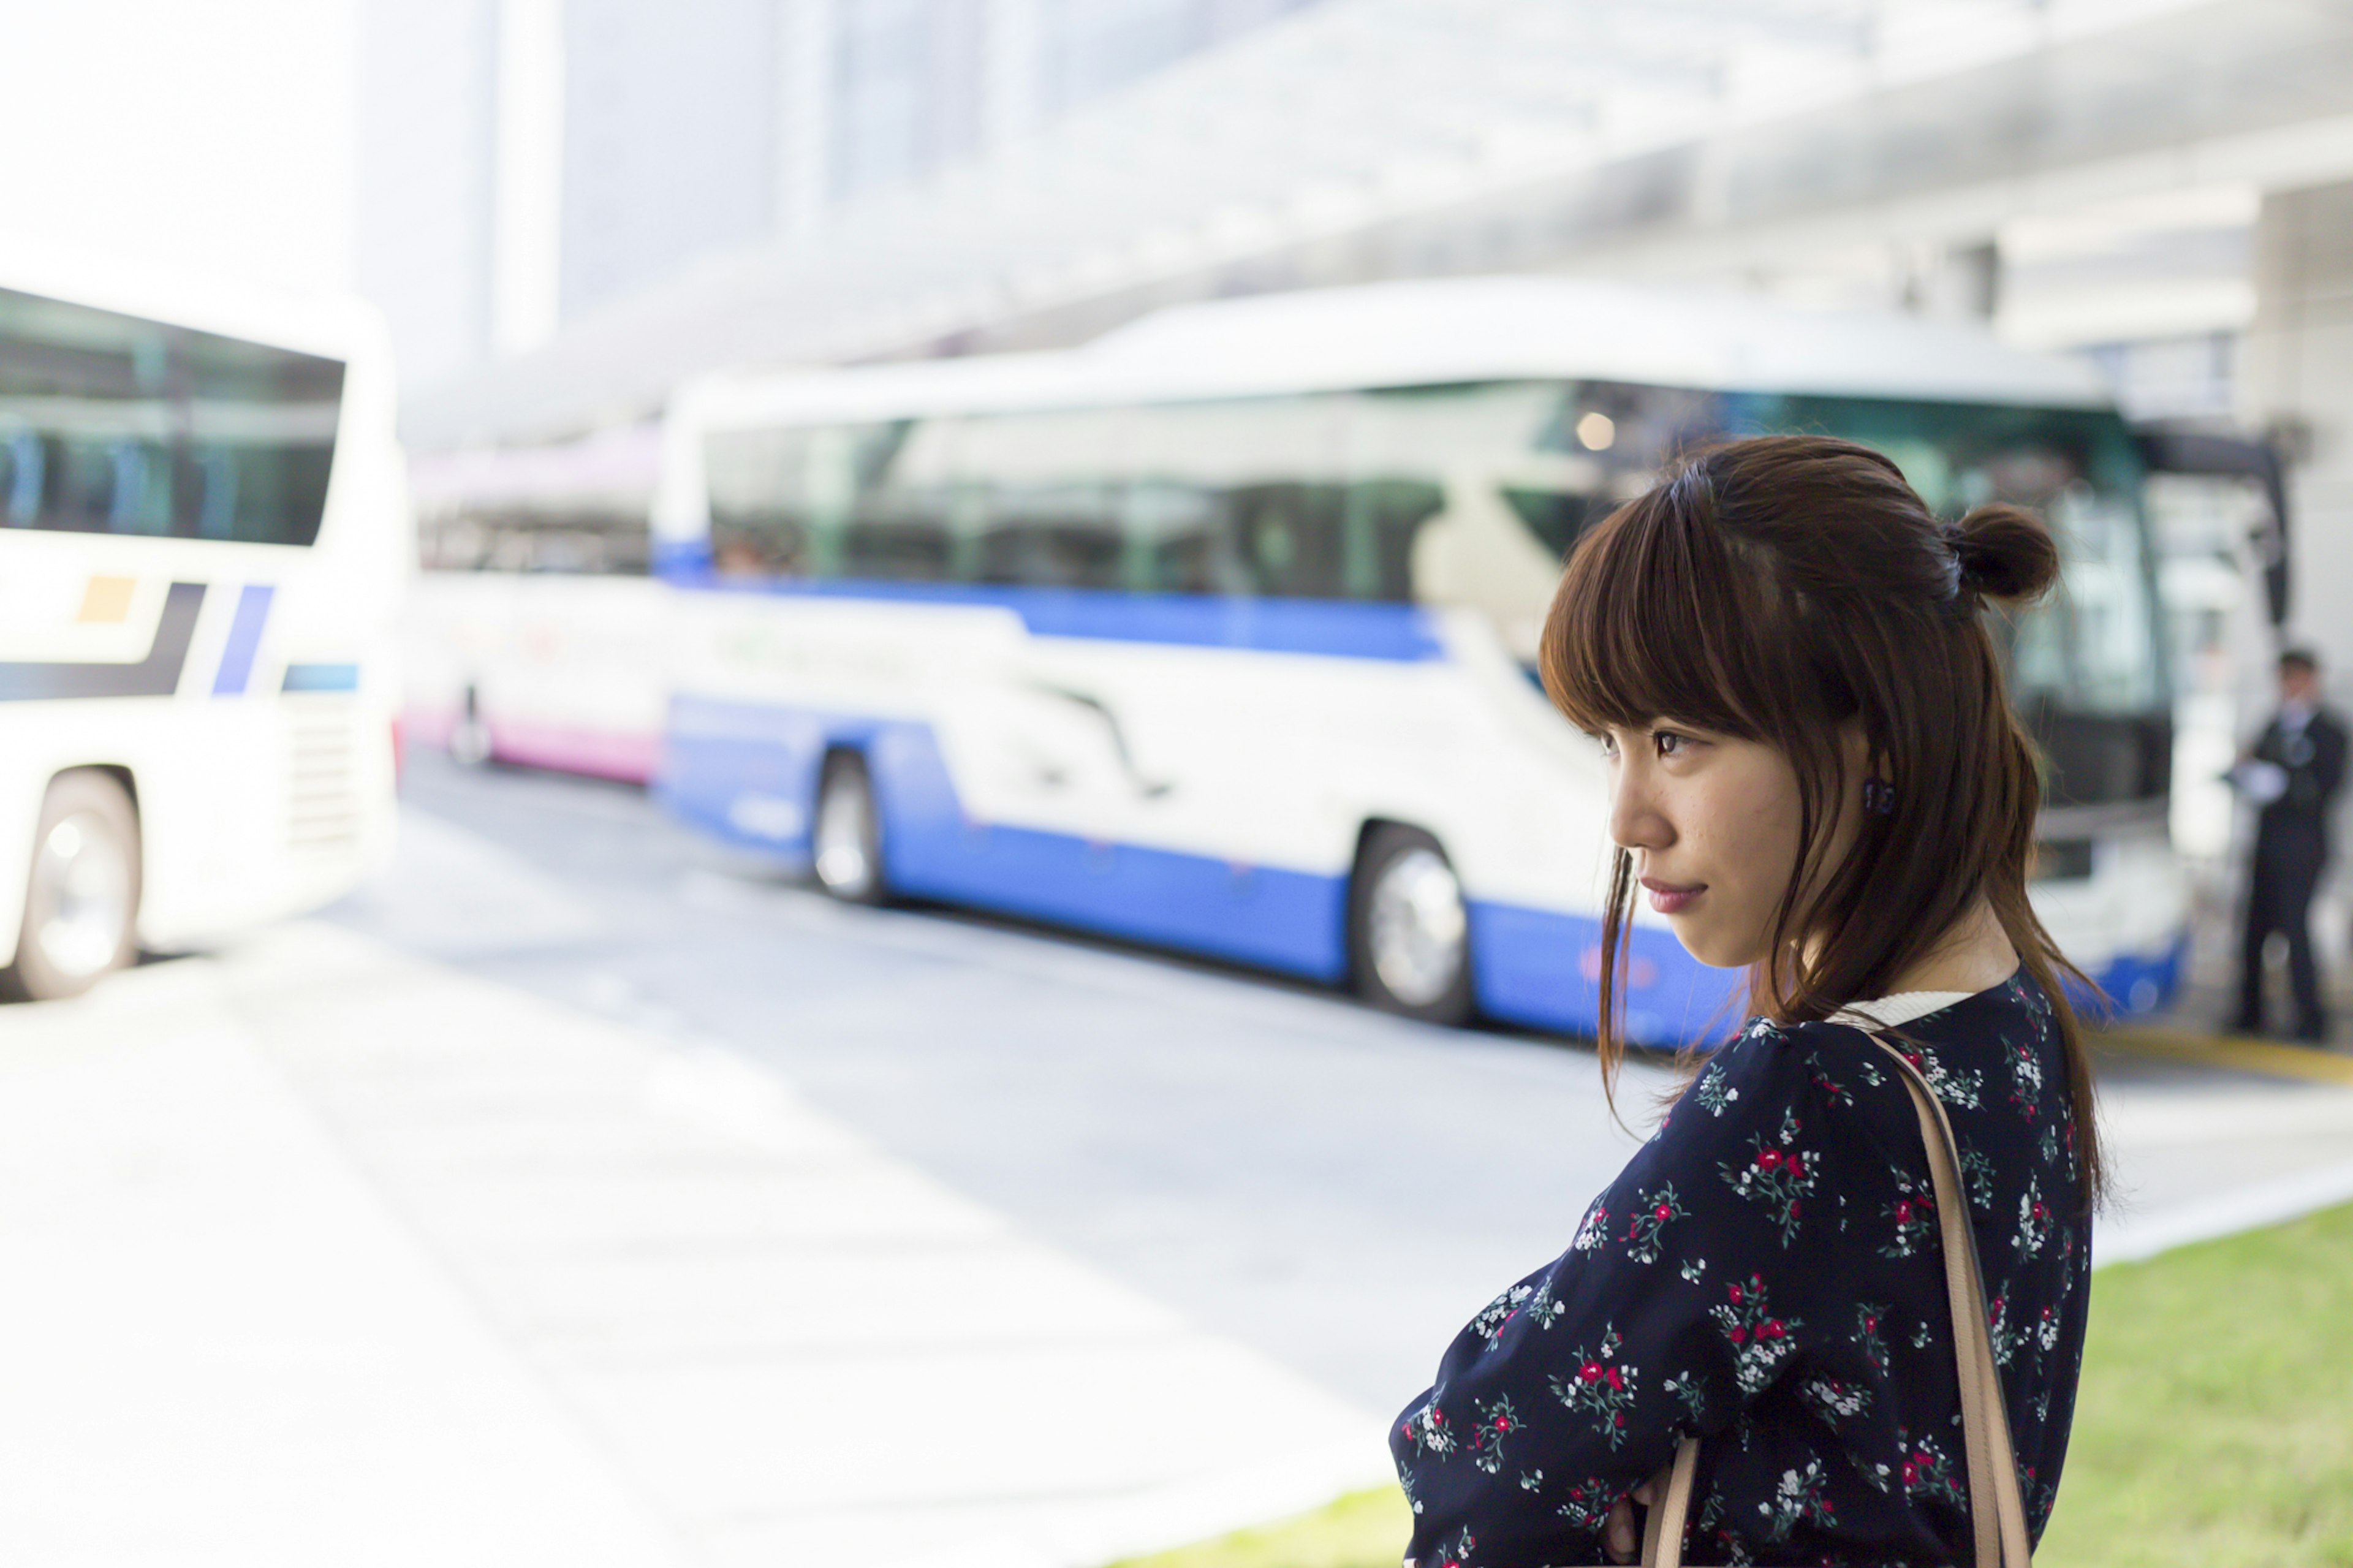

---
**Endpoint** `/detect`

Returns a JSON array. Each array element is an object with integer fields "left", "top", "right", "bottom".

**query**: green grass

[
  {"left": 2037, "top": 1199, "right": 2353, "bottom": 1567},
  {"left": 1112, "top": 1201, "right": 2353, "bottom": 1568}
]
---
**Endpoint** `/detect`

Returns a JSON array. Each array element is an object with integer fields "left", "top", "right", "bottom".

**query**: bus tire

[
  {"left": 1349, "top": 824, "right": 1473, "bottom": 1026},
  {"left": 811, "top": 751, "right": 889, "bottom": 905},
  {"left": 1, "top": 770, "right": 142, "bottom": 1003}
]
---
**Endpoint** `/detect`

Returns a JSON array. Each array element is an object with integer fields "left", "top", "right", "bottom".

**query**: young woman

[{"left": 1391, "top": 436, "right": 2103, "bottom": 1566}]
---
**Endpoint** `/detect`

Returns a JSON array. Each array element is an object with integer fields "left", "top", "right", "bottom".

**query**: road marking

[{"left": 2097, "top": 1025, "right": 2353, "bottom": 1085}]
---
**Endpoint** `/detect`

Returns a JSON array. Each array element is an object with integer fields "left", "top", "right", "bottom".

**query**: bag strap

[{"left": 1639, "top": 1040, "right": 2033, "bottom": 1567}]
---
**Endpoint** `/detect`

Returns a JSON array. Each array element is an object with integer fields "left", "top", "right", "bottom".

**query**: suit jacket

[{"left": 2252, "top": 705, "right": 2348, "bottom": 855}]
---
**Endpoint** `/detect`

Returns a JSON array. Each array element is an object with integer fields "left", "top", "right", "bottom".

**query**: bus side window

[
  {"left": 707, "top": 426, "right": 818, "bottom": 575},
  {"left": 0, "top": 286, "right": 341, "bottom": 547},
  {"left": 1347, "top": 479, "right": 1447, "bottom": 600},
  {"left": 1501, "top": 487, "right": 1602, "bottom": 562},
  {"left": 180, "top": 330, "right": 343, "bottom": 547},
  {"left": 972, "top": 482, "right": 1124, "bottom": 589},
  {"left": 0, "top": 426, "right": 42, "bottom": 525}
]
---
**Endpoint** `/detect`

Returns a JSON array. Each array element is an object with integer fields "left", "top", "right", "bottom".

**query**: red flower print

[
  {"left": 1761, "top": 1319, "right": 1785, "bottom": 1340},
  {"left": 1895, "top": 1200, "right": 1912, "bottom": 1223},
  {"left": 1727, "top": 1325, "right": 1748, "bottom": 1343},
  {"left": 1549, "top": 1326, "right": 1642, "bottom": 1449},
  {"left": 1729, "top": 1282, "right": 1745, "bottom": 1303},
  {"left": 1757, "top": 1148, "right": 1783, "bottom": 1171},
  {"left": 1654, "top": 1203, "right": 1672, "bottom": 1221},
  {"left": 1784, "top": 1154, "right": 1804, "bottom": 1178}
]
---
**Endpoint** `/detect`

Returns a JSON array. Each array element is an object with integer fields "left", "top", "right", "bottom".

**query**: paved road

[
  {"left": 336, "top": 752, "right": 1677, "bottom": 1419},
  {"left": 341, "top": 754, "right": 2353, "bottom": 1412}
]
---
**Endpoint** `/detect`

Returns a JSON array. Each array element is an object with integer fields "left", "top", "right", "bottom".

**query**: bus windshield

[
  {"left": 1765, "top": 393, "right": 2165, "bottom": 721},
  {"left": 1508, "top": 382, "right": 2170, "bottom": 811}
]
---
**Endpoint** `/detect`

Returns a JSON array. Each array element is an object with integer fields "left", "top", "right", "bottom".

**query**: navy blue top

[{"left": 1392, "top": 972, "right": 2089, "bottom": 1566}]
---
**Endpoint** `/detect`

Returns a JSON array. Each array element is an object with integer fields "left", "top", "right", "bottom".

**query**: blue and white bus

[{"left": 646, "top": 276, "right": 2186, "bottom": 1040}]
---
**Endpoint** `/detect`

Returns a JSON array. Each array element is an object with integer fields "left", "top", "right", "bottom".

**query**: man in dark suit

[{"left": 2232, "top": 648, "right": 2349, "bottom": 1042}]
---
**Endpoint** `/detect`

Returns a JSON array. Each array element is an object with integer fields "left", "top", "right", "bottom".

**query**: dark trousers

[{"left": 2237, "top": 833, "right": 2328, "bottom": 1040}]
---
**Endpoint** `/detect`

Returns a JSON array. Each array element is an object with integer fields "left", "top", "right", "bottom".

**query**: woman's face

[{"left": 1597, "top": 719, "right": 1864, "bottom": 969}]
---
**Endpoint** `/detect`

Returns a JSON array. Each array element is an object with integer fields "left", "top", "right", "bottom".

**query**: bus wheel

[
  {"left": 811, "top": 751, "right": 887, "bottom": 905},
  {"left": 1, "top": 771, "right": 142, "bottom": 1003},
  {"left": 1349, "top": 824, "right": 1472, "bottom": 1026}
]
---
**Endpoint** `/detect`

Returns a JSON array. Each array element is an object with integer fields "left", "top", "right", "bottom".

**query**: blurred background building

[{"left": 354, "top": 1, "right": 2353, "bottom": 683}]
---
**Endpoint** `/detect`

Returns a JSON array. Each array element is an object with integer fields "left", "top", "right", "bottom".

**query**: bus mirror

[{"left": 2134, "top": 424, "right": 2291, "bottom": 629}]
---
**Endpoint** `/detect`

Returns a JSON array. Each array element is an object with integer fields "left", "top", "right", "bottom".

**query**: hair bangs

[{"left": 1540, "top": 485, "right": 1779, "bottom": 744}]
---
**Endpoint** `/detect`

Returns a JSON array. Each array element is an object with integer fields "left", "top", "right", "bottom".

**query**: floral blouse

[{"left": 1392, "top": 972, "right": 2089, "bottom": 1566}]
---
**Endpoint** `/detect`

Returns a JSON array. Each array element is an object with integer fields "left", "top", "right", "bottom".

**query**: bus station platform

[{"left": 0, "top": 926, "right": 1384, "bottom": 1568}]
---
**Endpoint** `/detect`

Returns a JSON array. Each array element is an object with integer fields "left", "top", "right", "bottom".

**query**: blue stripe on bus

[
  {"left": 281, "top": 662, "right": 360, "bottom": 693},
  {"left": 2061, "top": 933, "right": 2187, "bottom": 1021},
  {"left": 1468, "top": 901, "right": 1745, "bottom": 1045},
  {"left": 658, "top": 695, "right": 1351, "bottom": 979},
  {"left": 211, "top": 584, "right": 275, "bottom": 696},
  {"left": 658, "top": 562, "right": 1446, "bottom": 662},
  {"left": 659, "top": 695, "right": 1751, "bottom": 1043}
]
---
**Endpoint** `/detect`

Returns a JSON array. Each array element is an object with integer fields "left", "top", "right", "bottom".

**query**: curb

[{"left": 2094, "top": 1025, "right": 2353, "bottom": 1086}]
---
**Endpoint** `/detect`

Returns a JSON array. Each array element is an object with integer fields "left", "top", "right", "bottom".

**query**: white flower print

[
  {"left": 1572, "top": 1197, "right": 1610, "bottom": 1253},
  {"left": 1799, "top": 1374, "right": 1872, "bottom": 1422},
  {"left": 1887, "top": 1040, "right": 1985, "bottom": 1110},
  {"left": 1400, "top": 1399, "right": 1454, "bottom": 1458},
  {"left": 2014, "top": 1176, "right": 2055, "bottom": 1259},
  {"left": 1757, "top": 1460, "right": 1836, "bottom": 1540},
  {"left": 2007, "top": 1036, "right": 2044, "bottom": 1118},
  {"left": 1987, "top": 1293, "right": 2025, "bottom": 1368},
  {"left": 1466, "top": 1283, "right": 1532, "bottom": 1351}
]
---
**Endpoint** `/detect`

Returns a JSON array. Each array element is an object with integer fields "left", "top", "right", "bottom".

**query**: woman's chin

[{"left": 1666, "top": 920, "right": 1756, "bottom": 971}]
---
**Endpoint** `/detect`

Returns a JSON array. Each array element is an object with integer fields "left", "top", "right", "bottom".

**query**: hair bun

[{"left": 1950, "top": 503, "right": 2059, "bottom": 603}]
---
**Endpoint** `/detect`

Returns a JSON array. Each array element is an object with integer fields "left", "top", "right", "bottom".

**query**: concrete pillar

[
  {"left": 2245, "top": 178, "right": 2353, "bottom": 678},
  {"left": 982, "top": 0, "right": 1045, "bottom": 154},
  {"left": 490, "top": 0, "right": 566, "bottom": 357},
  {"left": 773, "top": 0, "right": 835, "bottom": 244}
]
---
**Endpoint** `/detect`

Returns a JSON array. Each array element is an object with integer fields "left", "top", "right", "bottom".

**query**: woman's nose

[{"left": 1608, "top": 765, "right": 1672, "bottom": 854}]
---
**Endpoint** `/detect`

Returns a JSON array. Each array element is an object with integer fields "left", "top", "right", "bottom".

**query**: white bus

[
  {"left": 646, "top": 277, "right": 2186, "bottom": 1040},
  {"left": 0, "top": 252, "right": 403, "bottom": 1000},
  {"left": 403, "top": 423, "right": 669, "bottom": 781}
]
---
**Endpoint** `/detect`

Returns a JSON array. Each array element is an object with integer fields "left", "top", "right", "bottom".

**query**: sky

[{"left": 0, "top": 0, "right": 357, "bottom": 295}]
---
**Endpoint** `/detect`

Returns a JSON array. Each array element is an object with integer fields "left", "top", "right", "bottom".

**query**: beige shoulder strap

[{"left": 1635, "top": 1041, "right": 2034, "bottom": 1568}]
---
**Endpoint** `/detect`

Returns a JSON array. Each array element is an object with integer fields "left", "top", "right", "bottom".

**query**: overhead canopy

[{"left": 404, "top": 0, "right": 2353, "bottom": 452}]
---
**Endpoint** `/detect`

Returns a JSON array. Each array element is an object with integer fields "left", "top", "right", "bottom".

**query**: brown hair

[{"left": 1540, "top": 434, "right": 2107, "bottom": 1210}]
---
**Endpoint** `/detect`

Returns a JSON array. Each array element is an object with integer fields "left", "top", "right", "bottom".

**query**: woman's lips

[{"left": 1640, "top": 877, "right": 1706, "bottom": 915}]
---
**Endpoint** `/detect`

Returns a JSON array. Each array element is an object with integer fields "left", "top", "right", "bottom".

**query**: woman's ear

[{"left": 1836, "top": 717, "right": 1874, "bottom": 791}]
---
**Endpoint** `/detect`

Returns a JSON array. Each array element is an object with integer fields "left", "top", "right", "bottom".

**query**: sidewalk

[{"left": 0, "top": 928, "right": 1387, "bottom": 1568}]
